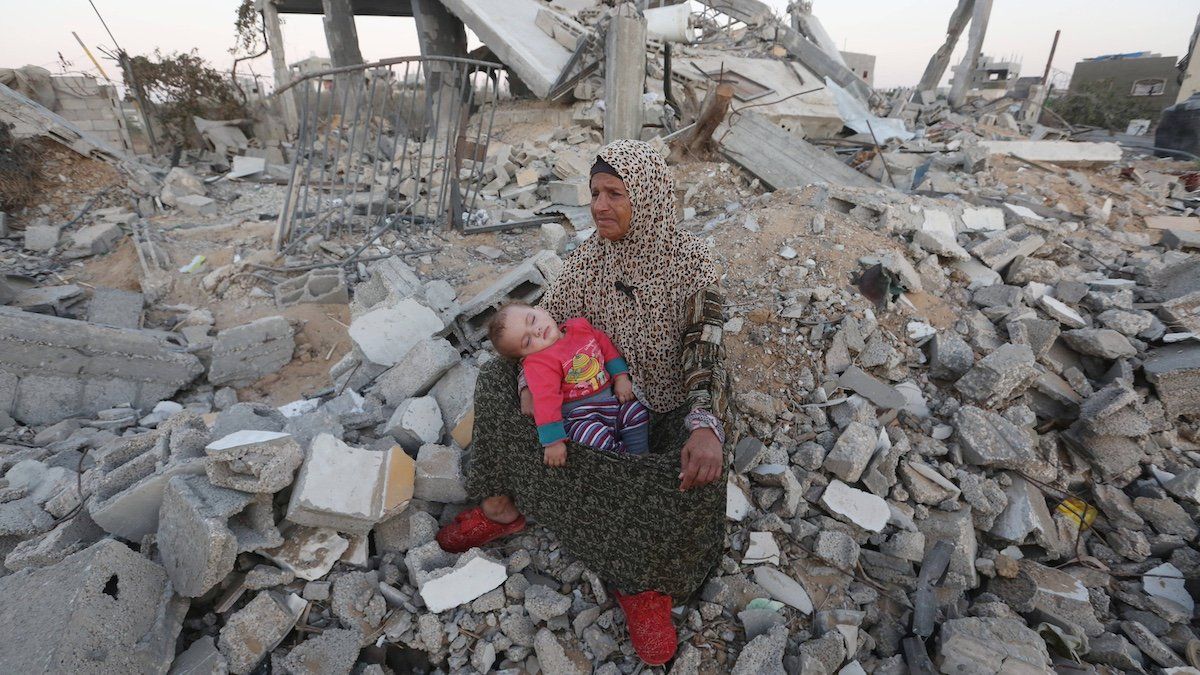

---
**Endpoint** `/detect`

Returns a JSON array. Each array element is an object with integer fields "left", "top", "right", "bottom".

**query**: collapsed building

[{"left": 1, "top": 0, "right": 1199, "bottom": 673}]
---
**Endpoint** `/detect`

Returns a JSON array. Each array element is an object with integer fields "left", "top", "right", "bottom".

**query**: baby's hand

[
  {"left": 614, "top": 374, "right": 634, "bottom": 403},
  {"left": 544, "top": 441, "right": 567, "bottom": 467}
]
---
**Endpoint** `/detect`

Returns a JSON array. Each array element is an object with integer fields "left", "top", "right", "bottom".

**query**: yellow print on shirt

[{"left": 564, "top": 353, "right": 606, "bottom": 390}]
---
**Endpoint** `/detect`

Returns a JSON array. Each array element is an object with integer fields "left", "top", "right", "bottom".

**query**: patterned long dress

[{"left": 465, "top": 286, "right": 730, "bottom": 600}]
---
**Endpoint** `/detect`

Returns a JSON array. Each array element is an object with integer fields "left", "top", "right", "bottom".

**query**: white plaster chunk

[
  {"left": 743, "top": 532, "right": 780, "bottom": 565},
  {"left": 348, "top": 299, "right": 443, "bottom": 367},
  {"left": 820, "top": 480, "right": 890, "bottom": 532},
  {"left": 960, "top": 207, "right": 1006, "bottom": 233},
  {"left": 1143, "top": 562, "right": 1194, "bottom": 614},
  {"left": 419, "top": 550, "right": 508, "bottom": 613},
  {"left": 726, "top": 481, "right": 751, "bottom": 521},
  {"left": 752, "top": 566, "right": 813, "bottom": 614}
]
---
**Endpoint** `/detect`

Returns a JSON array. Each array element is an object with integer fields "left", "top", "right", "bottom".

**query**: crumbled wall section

[
  {"left": 0, "top": 307, "right": 204, "bottom": 425},
  {"left": 49, "top": 75, "right": 133, "bottom": 152}
]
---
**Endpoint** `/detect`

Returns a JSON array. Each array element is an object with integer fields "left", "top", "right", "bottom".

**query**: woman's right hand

[{"left": 520, "top": 386, "right": 534, "bottom": 417}]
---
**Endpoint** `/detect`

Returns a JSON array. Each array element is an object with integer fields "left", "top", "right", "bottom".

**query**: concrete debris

[
  {"left": 3, "top": 7, "right": 1200, "bottom": 672},
  {"left": 286, "top": 434, "right": 414, "bottom": 534}
]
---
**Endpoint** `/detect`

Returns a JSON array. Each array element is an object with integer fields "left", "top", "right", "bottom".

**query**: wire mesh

[{"left": 274, "top": 56, "right": 502, "bottom": 252}]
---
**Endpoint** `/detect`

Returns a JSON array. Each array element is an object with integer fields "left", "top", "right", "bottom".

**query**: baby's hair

[{"left": 488, "top": 301, "right": 532, "bottom": 359}]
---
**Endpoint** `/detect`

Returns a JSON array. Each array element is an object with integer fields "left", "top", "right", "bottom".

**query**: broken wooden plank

[{"left": 716, "top": 109, "right": 880, "bottom": 191}]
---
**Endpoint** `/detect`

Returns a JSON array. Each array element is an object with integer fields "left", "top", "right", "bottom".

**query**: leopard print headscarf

[{"left": 540, "top": 139, "right": 718, "bottom": 413}]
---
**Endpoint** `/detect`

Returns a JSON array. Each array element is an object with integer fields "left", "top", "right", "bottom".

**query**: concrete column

[
  {"left": 947, "top": 0, "right": 992, "bottom": 109},
  {"left": 413, "top": 0, "right": 468, "bottom": 141},
  {"left": 321, "top": 0, "right": 363, "bottom": 68},
  {"left": 1178, "top": 13, "right": 1200, "bottom": 104},
  {"left": 603, "top": 3, "right": 647, "bottom": 143},
  {"left": 787, "top": 1, "right": 849, "bottom": 69},
  {"left": 258, "top": 0, "right": 298, "bottom": 138},
  {"left": 913, "top": 0, "right": 974, "bottom": 100}
]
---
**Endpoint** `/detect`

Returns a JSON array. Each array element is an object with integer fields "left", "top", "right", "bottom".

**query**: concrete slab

[
  {"left": 439, "top": 0, "right": 573, "bottom": 98},
  {"left": 978, "top": 140, "right": 1122, "bottom": 166}
]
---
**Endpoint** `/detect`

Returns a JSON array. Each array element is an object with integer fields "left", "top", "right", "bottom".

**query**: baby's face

[{"left": 497, "top": 305, "right": 562, "bottom": 358}]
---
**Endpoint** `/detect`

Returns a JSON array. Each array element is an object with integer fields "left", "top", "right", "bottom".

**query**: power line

[{"left": 86, "top": 0, "right": 122, "bottom": 52}]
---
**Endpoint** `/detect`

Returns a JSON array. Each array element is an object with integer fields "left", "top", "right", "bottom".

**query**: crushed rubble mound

[{"left": 2, "top": 0, "right": 1200, "bottom": 673}]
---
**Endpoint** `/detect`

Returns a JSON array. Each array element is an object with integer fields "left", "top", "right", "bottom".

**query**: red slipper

[
  {"left": 615, "top": 589, "right": 678, "bottom": 666},
  {"left": 435, "top": 506, "right": 526, "bottom": 553}
]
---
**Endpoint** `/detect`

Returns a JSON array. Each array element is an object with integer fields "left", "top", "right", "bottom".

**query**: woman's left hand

[{"left": 679, "top": 427, "right": 723, "bottom": 491}]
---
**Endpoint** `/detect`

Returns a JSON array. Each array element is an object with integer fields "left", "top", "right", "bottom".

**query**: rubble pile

[{"left": 2, "top": 0, "right": 1200, "bottom": 673}]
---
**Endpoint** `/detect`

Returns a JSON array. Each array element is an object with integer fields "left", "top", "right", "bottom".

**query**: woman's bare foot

[{"left": 482, "top": 495, "right": 520, "bottom": 524}]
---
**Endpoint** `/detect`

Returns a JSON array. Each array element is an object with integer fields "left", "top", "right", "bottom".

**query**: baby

[{"left": 489, "top": 302, "right": 650, "bottom": 467}]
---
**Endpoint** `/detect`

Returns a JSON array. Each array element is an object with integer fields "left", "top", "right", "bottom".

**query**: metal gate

[{"left": 273, "top": 56, "right": 503, "bottom": 253}]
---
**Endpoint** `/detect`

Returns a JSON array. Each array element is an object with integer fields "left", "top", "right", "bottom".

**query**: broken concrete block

[
  {"left": 936, "top": 617, "right": 1051, "bottom": 673},
  {"left": 0, "top": 307, "right": 203, "bottom": 425},
  {"left": 170, "top": 636, "right": 228, "bottom": 674},
  {"left": 990, "top": 559, "right": 1104, "bottom": 637},
  {"left": 918, "top": 508, "right": 978, "bottom": 589},
  {"left": 430, "top": 361, "right": 479, "bottom": 440},
  {"left": 331, "top": 570, "right": 385, "bottom": 634},
  {"left": 990, "top": 475, "right": 1058, "bottom": 549},
  {"left": 929, "top": 332, "right": 975, "bottom": 380},
  {"left": 954, "top": 343, "right": 1037, "bottom": 407},
  {"left": 258, "top": 524, "right": 349, "bottom": 581},
  {"left": 161, "top": 166, "right": 205, "bottom": 206},
  {"left": 1038, "top": 295, "right": 1087, "bottom": 328},
  {"left": 24, "top": 223, "right": 61, "bottom": 252},
  {"left": 211, "top": 401, "right": 286, "bottom": 440},
  {"left": 731, "top": 624, "right": 788, "bottom": 675},
  {"left": 374, "top": 508, "right": 439, "bottom": 555},
  {"left": 959, "top": 207, "right": 1006, "bottom": 233},
  {"left": 87, "top": 287, "right": 143, "bottom": 328},
  {"left": 274, "top": 627, "right": 361, "bottom": 675},
  {"left": 1143, "top": 343, "right": 1200, "bottom": 418},
  {"left": 820, "top": 480, "right": 889, "bottom": 532},
  {"left": 349, "top": 299, "right": 443, "bottom": 368},
  {"left": 65, "top": 222, "right": 123, "bottom": 258},
  {"left": 1061, "top": 328, "right": 1136, "bottom": 359},
  {"left": 822, "top": 421, "right": 877, "bottom": 483},
  {"left": 915, "top": 209, "right": 969, "bottom": 259},
  {"left": 274, "top": 268, "right": 349, "bottom": 307},
  {"left": 384, "top": 396, "right": 444, "bottom": 452},
  {"left": 205, "top": 430, "right": 303, "bottom": 493},
  {"left": 548, "top": 179, "right": 589, "bottom": 206},
  {"left": 88, "top": 438, "right": 208, "bottom": 541},
  {"left": 218, "top": 591, "right": 307, "bottom": 675},
  {"left": 286, "top": 434, "right": 414, "bottom": 533},
  {"left": 837, "top": 366, "right": 906, "bottom": 409},
  {"left": 3, "top": 510, "right": 103, "bottom": 572},
  {"left": 158, "top": 474, "right": 282, "bottom": 598},
  {"left": 175, "top": 194, "right": 218, "bottom": 216},
  {"left": 899, "top": 460, "right": 960, "bottom": 505},
  {"left": 375, "top": 338, "right": 461, "bottom": 406},
  {"left": 1120, "top": 621, "right": 1186, "bottom": 668},
  {"left": 350, "top": 257, "right": 424, "bottom": 317},
  {"left": 953, "top": 406, "right": 1037, "bottom": 470},
  {"left": 418, "top": 548, "right": 508, "bottom": 613},
  {"left": 209, "top": 316, "right": 294, "bottom": 387},
  {"left": 0, "top": 539, "right": 187, "bottom": 674},
  {"left": 816, "top": 530, "right": 860, "bottom": 570},
  {"left": 414, "top": 443, "right": 468, "bottom": 504},
  {"left": 968, "top": 227, "right": 1046, "bottom": 271}
]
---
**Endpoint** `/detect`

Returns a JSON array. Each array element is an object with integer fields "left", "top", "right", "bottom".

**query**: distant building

[
  {"left": 1068, "top": 52, "right": 1182, "bottom": 116},
  {"left": 840, "top": 51, "right": 875, "bottom": 88}
]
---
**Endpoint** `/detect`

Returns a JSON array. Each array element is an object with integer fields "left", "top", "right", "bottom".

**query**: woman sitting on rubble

[{"left": 436, "top": 139, "right": 729, "bottom": 666}]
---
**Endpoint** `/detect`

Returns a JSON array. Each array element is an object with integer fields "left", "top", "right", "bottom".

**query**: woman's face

[{"left": 590, "top": 172, "right": 633, "bottom": 241}]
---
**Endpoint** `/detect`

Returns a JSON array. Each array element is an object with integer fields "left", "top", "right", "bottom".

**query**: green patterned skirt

[{"left": 466, "top": 357, "right": 726, "bottom": 600}]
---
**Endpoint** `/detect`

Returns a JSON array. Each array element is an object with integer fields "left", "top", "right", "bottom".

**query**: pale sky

[{"left": 2, "top": 0, "right": 1196, "bottom": 92}]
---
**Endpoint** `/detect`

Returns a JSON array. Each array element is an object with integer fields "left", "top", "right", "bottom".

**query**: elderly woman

[{"left": 437, "top": 140, "right": 729, "bottom": 665}]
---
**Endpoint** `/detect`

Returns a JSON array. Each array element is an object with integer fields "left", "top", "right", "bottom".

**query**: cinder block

[
  {"left": 158, "top": 474, "right": 281, "bottom": 598},
  {"left": 87, "top": 287, "right": 143, "bottom": 328},
  {"left": 0, "top": 539, "right": 185, "bottom": 674},
  {"left": 65, "top": 222, "right": 122, "bottom": 258},
  {"left": 547, "top": 179, "right": 589, "bottom": 206},
  {"left": 205, "top": 430, "right": 303, "bottom": 493},
  {"left": 208, "top": 316, "right": 294, "bottom": 387},
  {"left": 24, "top": 224, "right": 61, "bottom": 252},
  {"left": 285, "top": 434, "right": 413, "bottom": 534},
  {"left": 375, "top": 338, "right": 461, "bottom": 405},
  {"left": 383, "top": 396, "right": 443, "bottom": 451},
  {"left": 218, "top": 592, "right": 306, "bottom": 675},
  {"left": 414, "top": 443, "right": 467, "bottom": 504},
  {"left": 348, "top": 299, "right": 443, "bottom": 368},
  {"left": 350, "top": 257, "right": 424, "bottom": 317},
  {"left": 274, "top": 268, "right": 349, "bottom": 307},
  {"left": 455, "top": 260, "right": 548, "bottom": 344}
]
